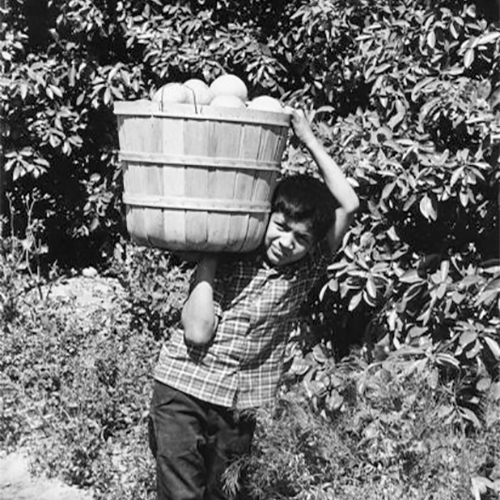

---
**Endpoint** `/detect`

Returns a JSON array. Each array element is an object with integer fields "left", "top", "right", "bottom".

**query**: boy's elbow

[
  {"left": 182, "top": 318, "right": 216, "bottom": 347},
  {"left": 346, "top": 188, "right": 360, "bottom": 214},
  {"left": 348, "top": 196, "right": 360, "bottom": 214},
  {"left": 336, "top": 197, "right": 359, "bottom": 223}
]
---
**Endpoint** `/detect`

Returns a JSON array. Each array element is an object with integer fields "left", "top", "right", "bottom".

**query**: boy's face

[{"left": 264, "top": 212, "right": 315, "bottom": 266}]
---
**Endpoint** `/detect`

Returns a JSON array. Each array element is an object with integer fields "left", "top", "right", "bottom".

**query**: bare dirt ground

[{"left": 0, "top": 452, "right": 92, "bottom": 500}]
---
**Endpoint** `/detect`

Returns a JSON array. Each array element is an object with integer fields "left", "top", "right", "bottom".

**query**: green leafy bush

[
  {"left": 244, "top": 353, "right": 500, "bottom": 499},
  {"left": 284, "top": 0, "right": 500, "bottom": 428}
]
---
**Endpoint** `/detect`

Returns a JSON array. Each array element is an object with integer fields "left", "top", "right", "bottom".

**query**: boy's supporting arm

[
  {"left": 182, "top": 254, "right": 219, "bottom": 346},
  {"left": 287, "top": 108, "right": 359, "bottom": 253}
]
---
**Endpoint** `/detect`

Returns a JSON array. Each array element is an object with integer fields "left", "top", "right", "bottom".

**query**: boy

[{"left": 148, "top": 108, "right": 359, "bottom": 500}]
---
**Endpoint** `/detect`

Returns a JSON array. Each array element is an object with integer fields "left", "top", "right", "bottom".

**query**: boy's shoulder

[{"left": 215, "top": 249, "right": 264, "bottom": 278}]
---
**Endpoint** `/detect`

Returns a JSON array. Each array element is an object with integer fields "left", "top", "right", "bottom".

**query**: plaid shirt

[{"left": 154, "top": 242, "right": 331, "bottom": 409}]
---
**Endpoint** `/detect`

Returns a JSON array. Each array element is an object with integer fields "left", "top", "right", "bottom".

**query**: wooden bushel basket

[{"left": 114, "top": 100, "right": 290, "bottom": 252}]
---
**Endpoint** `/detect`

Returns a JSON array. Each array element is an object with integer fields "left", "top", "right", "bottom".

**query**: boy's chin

[
  {"left": 264, "top": 247, "right": 283, "bottom": 266},
  {"left": 265, "top": 247, "right": 295, "bottom": 267}
]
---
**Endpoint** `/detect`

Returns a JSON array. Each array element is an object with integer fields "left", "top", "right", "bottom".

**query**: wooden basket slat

[
  {"left": 227, "top": 172, "right": 254, "bottom": 251},
  {"left": 161, "top": 118, "right": 186, "bottom": 247},
  {"left": 126, "top": 163, "right": 149, "bottom": 246},
  {"left": 251, "top": 126, "right": 277, "bottom": 215},
  {"left": 208, "top": 119, "right": 241, "bottom": 246},
  {"left": 228, "top": 122, "right": 267, "bottom": 251},
  {"left": 144, "top": 165, "right": 165, "bottom": 246},
  {"left": 184, "top": 119, "right": 210, "bottom": 248}
]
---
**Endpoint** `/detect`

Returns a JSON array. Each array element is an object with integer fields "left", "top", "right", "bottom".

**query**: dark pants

[{"left": 148, "top": 381, "right": 256, "bottom": 500}]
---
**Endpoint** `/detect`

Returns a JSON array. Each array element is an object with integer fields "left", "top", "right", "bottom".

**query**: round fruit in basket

[
  {"left": 152, "top": 82, "right": 190, "bottom": 103},
  {"left": 248, "top": 95, "right": 284, "bottom": 112},
  {"left": 210, "top": 94, "right": 246, "bottom": 108},
  {"left": 184, "top": 79, "right": 213, "bottom": 105},
  {"left": 210, "top": 74, "right": 248, "bottom": 102}
]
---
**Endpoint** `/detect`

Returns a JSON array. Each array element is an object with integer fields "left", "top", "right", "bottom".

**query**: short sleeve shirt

[{"left": 154, "top": 241, "right": 332, "bottom": 409}]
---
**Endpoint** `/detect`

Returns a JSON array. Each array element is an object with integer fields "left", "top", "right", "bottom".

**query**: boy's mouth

[{"left": 268, "top": 245, "right": 288, "bottom": 263}]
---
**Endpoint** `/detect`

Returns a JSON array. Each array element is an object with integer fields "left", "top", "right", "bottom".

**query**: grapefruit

[
  {"left": 210, "top": 94, "right": 246, "bottom": 108},
  {"left": 247, "top": 95, "right": 284, "bottom": 112},
  {"left": 209, "top": 74, "right": 248, "bottom": 102},
  {"left": 152, "top": 82, "right": 190, "bottom": 104},
  {"left": 183, "top": 78, "right": 213, "bottom": 105}
]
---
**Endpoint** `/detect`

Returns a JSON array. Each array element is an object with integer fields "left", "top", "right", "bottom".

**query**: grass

[{"left": 1, "top": 244, "right": 499, "bottom": 500}]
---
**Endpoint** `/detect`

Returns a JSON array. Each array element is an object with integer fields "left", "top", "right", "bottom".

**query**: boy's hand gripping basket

[{"left": 114, "top": 101, "right": 290, "bottom": 252}]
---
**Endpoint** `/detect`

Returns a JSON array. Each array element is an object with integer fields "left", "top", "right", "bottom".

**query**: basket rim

[{"left": 113, "top": 100, "right": 291, "bottom": 127}]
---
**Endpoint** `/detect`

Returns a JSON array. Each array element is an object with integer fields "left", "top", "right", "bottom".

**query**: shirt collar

[{"left": 250, "top": 245, "right": 307, "bottom": 278}]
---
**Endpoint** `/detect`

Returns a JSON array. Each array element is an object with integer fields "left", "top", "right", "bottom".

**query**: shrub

[
  {"left": 244, "top": 352, "right": 500, "bottom": 500},
  {"left": 287, "top": 0, "right": 500, "bottom": 428}
]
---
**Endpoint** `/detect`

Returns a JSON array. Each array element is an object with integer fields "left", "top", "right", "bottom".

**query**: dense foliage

[
  {"left": 1, "top": 0, "right": 499, "bottom": 498},
  {"left": 285, "top": 0, "right": 500, "bottom": 432}
]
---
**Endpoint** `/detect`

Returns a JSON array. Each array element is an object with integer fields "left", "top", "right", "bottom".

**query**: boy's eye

[{"left": 297, "top": 234, "right": 312, "bottom": 245}]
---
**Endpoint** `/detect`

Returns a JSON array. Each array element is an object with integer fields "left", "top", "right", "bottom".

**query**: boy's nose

[{"left": 280, "top": 234, "right": 295, "bottom": 251}]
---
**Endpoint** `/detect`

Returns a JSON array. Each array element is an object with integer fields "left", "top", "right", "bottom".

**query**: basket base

[{"left": 126, "top": 206, "right": 269, "bottom": 253}]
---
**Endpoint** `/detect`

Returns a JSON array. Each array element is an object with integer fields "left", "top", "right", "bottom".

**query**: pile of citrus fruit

[{"left": 151, "top": 74, "right": 284, "bottom": 112}]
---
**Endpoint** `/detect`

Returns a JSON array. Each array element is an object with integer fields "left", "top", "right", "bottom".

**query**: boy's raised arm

[
  {"left": 287, "top": 108, "right": 359, "bottom": 253},
  {"left": 182, "top": 254, "right": 219, "bottom": 347}
]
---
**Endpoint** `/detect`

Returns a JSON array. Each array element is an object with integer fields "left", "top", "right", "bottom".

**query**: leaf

[
  {"left": 290, "top": 356, "right": 311, "bottom": 376},
  {"left": 50, "top": 85, "right": 63, "bottom": 98},
  {"left": 450, "top": 166, "right": 463, "bottom": 187},
  {"left": 484, "top": 276, "right": 500, "bottom": 292},
  {"left": 427, "top": 367, "right": 439, "bottom": 389},
  {"left": 435, "top": 283, "right": 447, "bottom": 299},
  {"left": 366, "top": 278, "right": 377, "bottom": 299},
  {"left": 476, "top": 377, "right": 491, "bottom": 392},
  {"left": 437, "top": 405, "right": 454, "bottom": 419},
  {"left": 411, "top": 77, "right": 437, "bottom": 102},
  {"left": 483, "top": 337, "right": 500, "bottom": 360},
  {"left": 464, "top": 48, "right": 474, "bottom": 68},
  {"left": 312, "top": 344, "right": 328, "bottom": 364},
  {"left": 466, "top": 341, "right": 482, "bottom": 359},
  {"left": 396, "top": 188, "right": 413, "bottom": 208},
  {"left": 400, "top": 269, "right": 423, "bottom": 283},
  {"left": 348, "top": 291, "right": 363, "bottom": 311},
  {"left": 491, "top": 382, "right": 500, "bottom": 401},
  {"left": 326, "top": 390, "right": 344, "bottom": 411},
  {"left": 427, "top": 30, "right": 436, "bottom": 48},
  {"left": 460, "top": 330, "right": 477, "bottom": 347},
  {"left": 435, "top": 353, "right": 460, "bottom": 369},
  {"left": 419, "top": 195, "right": 438, "bottom": 221},
  {"left": 459, "top": 407, "right": 482, "bottom": 428},
  {"left": 408, "top": 326, "right": 427, "bottom": 338},
  {"left": 471, "top": 476, "right": 495, "bottom": 500},
  {"left": 474, "top": 32, "right": 500, "bottom": 46},
  {"left": 20, "top": 83, "right": 28, "bottom": 100}
]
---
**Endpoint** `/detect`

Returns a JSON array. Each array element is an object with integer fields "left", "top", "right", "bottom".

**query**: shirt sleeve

[{"left": 212, "top": 276, "right": 224, "bottom": 319}]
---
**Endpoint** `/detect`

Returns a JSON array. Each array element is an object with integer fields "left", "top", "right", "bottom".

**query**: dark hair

[{"left": 271, "top": 174, "right": 337, "bottom": 242}]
